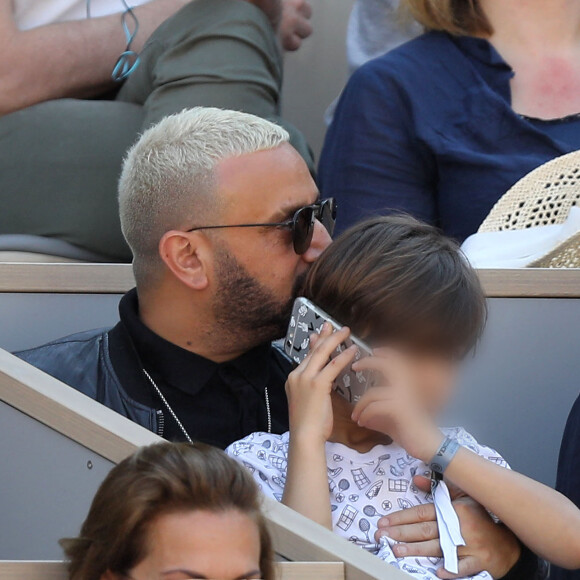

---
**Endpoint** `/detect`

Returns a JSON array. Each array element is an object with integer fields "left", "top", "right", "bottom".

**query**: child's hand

[
  {"left": 286, "top": 323, "right": 357, "bottom": 445},
  {"left": 351, "top": 348, "right": 444, "bottom": 462}
]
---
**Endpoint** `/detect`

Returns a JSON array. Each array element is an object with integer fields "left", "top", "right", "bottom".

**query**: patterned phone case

[{"left": 284, "top": 297, "right": 374, "bottom": 403}]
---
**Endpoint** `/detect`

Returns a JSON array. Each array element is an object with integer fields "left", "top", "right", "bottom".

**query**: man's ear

[{"left": 158, "top": 230, "right": 210, "bottom": 291}]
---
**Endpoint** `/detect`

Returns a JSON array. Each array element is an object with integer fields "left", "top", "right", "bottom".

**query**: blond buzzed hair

[{"left": 118, "top": 107, "right": 290, "bottom": 286}]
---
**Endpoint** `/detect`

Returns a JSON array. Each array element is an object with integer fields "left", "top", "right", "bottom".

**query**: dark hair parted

[
  {"left": 303, "top": 215, "right": 486, "bottom": 355},
  {"left": 61, "top": 442, "right": 275, "bottom": 580}
]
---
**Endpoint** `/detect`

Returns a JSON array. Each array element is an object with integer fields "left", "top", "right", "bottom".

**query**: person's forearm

[
  {"left": 445, "top": 447, "right": 580, "bottom": 569},
  {"left": 282, "top": 433, "right": 332, "bottom": 529},
  {"left": 0, "top": 0, "right": 186, "bottom": 115}
]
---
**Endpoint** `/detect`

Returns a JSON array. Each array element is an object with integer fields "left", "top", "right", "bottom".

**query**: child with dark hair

[{"left": 227, "top": 216, "right": 580, "bottom": 579}]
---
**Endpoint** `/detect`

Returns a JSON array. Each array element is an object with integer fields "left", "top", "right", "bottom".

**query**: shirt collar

[
  {"left": 452, "top": 35, "right": 509, "bottom": 68},
  {"left": 449, "top": 33, "right": 514, "bottom": 102},
  {"left": 118, "top": 288, "right": 273, "bottom": 396}
]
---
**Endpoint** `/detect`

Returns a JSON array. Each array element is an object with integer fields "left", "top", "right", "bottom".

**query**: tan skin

[
  {"left": 138, "top": 141, "right": 523, "bottom": 575},
  {"left": 370, "top": 2, "right": 580, "bottom": 571},
  {"left": 139, "top": 142, "right": 329, "bottom": 363},
  {"left": 278, "top": 0, "right": 313, "bottom": 51},
  {"left": 284, "top": 326, "right": 580, "bottom": 577},
  {"left": 479, "top": 0, "right": 580, "bottom": 119},
  {"left": 102, "top": 509, "right": 263, "bottom": 580},
  {"left": 285, "top": 326, "right": 523, "bottom": 578},
  {"left": 0, "top": 0, "right": 312, "bottom": 115}
]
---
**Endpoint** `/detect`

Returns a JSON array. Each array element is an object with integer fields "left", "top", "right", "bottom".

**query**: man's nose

[{"left": 302, "top": 220, "right": 332, "bottom": 263}]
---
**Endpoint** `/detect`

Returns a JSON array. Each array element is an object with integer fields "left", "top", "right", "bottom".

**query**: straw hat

[{"left": 478, "top": 150, "right": 580, "bottom": 268}]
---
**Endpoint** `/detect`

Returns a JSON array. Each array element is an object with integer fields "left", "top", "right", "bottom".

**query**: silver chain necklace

[{"left": 142, "top": 368, "right": 272, "bottom": 444}]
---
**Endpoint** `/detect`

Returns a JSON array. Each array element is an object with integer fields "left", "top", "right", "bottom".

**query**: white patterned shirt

[{"left": 226, "top": 427, "right": 509, "bottom": 580}]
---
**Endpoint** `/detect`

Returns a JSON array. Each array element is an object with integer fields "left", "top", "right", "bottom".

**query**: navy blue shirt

[
  {"left": 319, "top": 31, "right": 580, "bottom": 240},
  {"left": 552, "top": 395, "right": 580, "bottom": 580}
]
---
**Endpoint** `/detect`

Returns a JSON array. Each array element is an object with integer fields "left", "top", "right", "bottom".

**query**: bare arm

[
  {"left": 354, "top": 352, "right": 580, "bottom": 573},
  {"left": 445, "top": 447, "right": 580, "bottom": 570},
  {"left": 282, "top": 432, "right": 332, "bottom": 529},
  {"left": 0, "top": 0, "right": 187, "bottom": 115},
  {"left": 282, "top": 326, "right": 357, "bottom": 529}
]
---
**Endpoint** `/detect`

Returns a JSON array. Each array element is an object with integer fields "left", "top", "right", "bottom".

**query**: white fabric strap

[{"left": 432, "top": 479, "right": 466, "bottom": 575}]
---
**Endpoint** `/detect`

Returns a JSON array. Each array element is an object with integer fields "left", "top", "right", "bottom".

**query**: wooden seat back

[
  {"left": 0, "top": 560, "right": 346, "bottom": 580},
  {"left": 0, "top": 348, "right": 408, "bottom": 579}
]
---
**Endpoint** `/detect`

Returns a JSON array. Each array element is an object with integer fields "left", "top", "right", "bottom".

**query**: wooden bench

[
  {"left": 0, "top": 263, "right": 578, "bottom": 486},
  {"left": 0, "top": 263, "right": 131, "bottom": 353},
  {"left": 0, "top": 560, "right": 345, "bottom": 580}
]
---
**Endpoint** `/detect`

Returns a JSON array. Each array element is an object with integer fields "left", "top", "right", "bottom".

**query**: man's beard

[{"left": 212, "top": 246, "right": 307, "bottom": 349}]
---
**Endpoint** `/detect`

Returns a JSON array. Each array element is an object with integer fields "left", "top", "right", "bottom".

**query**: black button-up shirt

[{"left": 108, "top": 290, "right": 291, "bottom": 448}]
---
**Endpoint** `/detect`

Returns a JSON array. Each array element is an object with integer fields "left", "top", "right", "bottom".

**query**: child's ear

[{"left": 101, "top": 571, "right": 121, "bottom": 580}]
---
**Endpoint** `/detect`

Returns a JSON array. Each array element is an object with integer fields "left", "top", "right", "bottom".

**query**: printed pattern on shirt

[{"left": 226, "top": 427, "right": 509, "bottom": 580}]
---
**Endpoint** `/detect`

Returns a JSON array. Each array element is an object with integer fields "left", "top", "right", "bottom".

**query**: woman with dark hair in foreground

[{"left": 61, "top": 442, "right": 275, "bottom": 580}]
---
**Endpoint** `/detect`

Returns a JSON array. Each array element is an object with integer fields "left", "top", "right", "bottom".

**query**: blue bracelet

[
  {"left": 429, "top": 437, "right": 460, "bottom": 476},
  {"left": 87, "top": 0, "right": 141, "bottom": 81}
]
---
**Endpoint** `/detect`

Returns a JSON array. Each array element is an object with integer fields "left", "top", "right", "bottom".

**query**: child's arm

[
  {"left": 282, "top": 323, "right": 357, "bottom": 529},
  {"left": 443, "top": 447, "right": 580, "bottom": 570},
  {"left": 283, "top": 430, "right": 333, "bottom": 529},
  {"left": 353, "top": 351, "right": 580, "bottom": 570}
]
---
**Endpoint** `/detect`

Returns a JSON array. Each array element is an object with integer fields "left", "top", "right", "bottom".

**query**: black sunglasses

[{"left": 186, "top": 198, "right": 337, "bottom": 255}]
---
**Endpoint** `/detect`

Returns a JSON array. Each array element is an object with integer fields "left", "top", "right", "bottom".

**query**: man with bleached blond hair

[
  {"left": 18, "top": 107, "right": 331, "bottom": 447},
  {"left": 18, "top": 107, "right": 540, "bottom": 580}
]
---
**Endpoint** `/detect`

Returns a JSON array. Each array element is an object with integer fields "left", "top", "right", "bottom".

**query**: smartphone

[{"left": 284, "top": 297, "right": 375, "bottom": 403}]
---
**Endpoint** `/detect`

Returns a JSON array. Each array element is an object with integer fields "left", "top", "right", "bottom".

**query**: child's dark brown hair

[{"left": 303, "top": 215, "right": 486, "bottom": 355}]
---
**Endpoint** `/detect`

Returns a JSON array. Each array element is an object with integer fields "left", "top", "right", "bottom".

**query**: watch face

[{"left": 284, "top": 297, "right": 374, "bottom": 403}]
